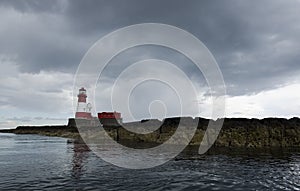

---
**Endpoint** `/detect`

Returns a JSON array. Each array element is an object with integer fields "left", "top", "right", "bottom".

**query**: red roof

[{"left": 98, "top": 112, "right": 121, "bottom": 119}]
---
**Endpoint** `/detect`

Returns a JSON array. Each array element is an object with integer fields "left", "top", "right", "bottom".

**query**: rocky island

[{"left": 1, "top": 117, "right": 300, "bottom": 149}]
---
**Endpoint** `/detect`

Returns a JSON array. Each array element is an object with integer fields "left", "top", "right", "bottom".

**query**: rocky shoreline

[{"left": 1, "top": 117, "right": 300, "bottom": 149}]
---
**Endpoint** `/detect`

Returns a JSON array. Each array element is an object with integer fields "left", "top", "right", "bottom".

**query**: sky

[{"left": 0, "top": 0, "right": 300, "bottom": 129}]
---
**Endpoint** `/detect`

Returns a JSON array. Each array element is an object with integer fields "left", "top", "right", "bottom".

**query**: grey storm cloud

[{"left": 1, "top": 0, "right": 300, "bottom": 97}]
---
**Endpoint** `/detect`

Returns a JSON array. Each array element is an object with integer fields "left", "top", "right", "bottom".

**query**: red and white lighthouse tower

[{"left": 75, "top": 87, "right": 92, "bottom": 119}]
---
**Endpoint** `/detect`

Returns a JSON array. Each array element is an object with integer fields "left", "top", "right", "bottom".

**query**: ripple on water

[{"left": 0, "top": 134, "right": 299, "bottom": 190}]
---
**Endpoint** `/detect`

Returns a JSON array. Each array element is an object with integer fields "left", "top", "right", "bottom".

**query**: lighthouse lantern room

[{"left": 75, "top": 87, "right": 93, "bottom": 119}]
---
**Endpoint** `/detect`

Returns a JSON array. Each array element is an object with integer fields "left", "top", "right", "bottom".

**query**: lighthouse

[{"left": 75, "top": 87, "right": 92, "bottom": 119}]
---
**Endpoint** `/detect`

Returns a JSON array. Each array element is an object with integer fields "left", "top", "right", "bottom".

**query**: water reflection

[{"left": 71, "top": 142, "right": 90, "bottom": 180}]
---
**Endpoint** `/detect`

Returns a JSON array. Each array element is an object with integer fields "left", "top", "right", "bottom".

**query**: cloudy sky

[{"left": 0, "top": 0, "right": 300, "bottom": 129}]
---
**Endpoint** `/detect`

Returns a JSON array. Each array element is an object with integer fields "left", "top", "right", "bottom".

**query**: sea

[{"left": 0, "top": 133, "right": 299, "bottom": 190}]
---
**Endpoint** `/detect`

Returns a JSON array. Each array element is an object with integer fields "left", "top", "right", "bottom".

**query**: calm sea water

[{"left": 0, "top": 133, "right": 300, "bottom": 190}]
